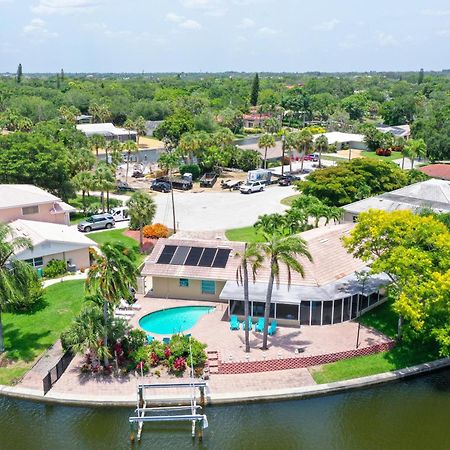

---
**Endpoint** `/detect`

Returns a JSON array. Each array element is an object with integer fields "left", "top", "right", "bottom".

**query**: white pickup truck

[{"left": 239, "top": 180, "right": 265, "bottom": 194}]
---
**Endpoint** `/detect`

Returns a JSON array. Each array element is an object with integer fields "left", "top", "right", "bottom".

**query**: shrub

[
  {"left": 43, "top": 259, "right": 67, "bottom": 278},
  {"left": 123, "top": 329, "right": 147, "bottom": 356},
  {"left": 143, "top": 223, "right": 170, "bottom": 239},
  {"left": 180, "top": 164, "right": 201, "bottom": 180},
  {"left": 376, "top": 148, "right": 392, "bottom": 156},
  {"left": 130, "top": 345, "right": 151, "bottom": 366},
  {"left": 172, "top": 356, "right": 187, "bottom": 373}
]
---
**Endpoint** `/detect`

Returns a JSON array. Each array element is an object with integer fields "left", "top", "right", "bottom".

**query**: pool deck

[{"left": 13, "top": 295, "right": 395, "bottom": 402}]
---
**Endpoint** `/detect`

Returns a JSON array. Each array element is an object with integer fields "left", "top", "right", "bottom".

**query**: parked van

[
  {"left": 247, "top": 169, "right": 272, "bottom": 185},
  {"left": 110, "top": 206, "right": 129, "bottom": 222}
]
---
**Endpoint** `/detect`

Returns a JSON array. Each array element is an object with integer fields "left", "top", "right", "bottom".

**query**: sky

[{"left": 1, "top": 0, "right": 450, "bottom": 73}]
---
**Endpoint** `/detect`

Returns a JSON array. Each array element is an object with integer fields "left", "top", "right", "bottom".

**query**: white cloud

[
  {"left": 238, "top": 18, "right": 255, "bottom": 29},
  {"left": 31, "top": 0, "right": 103, "bottom": 15},
  {"left": 437, "top": 29, "right": 450, "bottom": 37},
  {"left": 23, "top": 18, "right": 58, "bottom": 40},
  {"left": 257, "top": 26, "right": 278, "bottom": 36},
  {"left": 421, "top": 9, "right": 450, "bottom": 17},
  {"left": 180, "top": 0, "right": 226, "bottom": 17},
  {"left": 376, "top": 32, "right": 398, "bottom": 47},
  {"left": 338, "top": 34, "right": 360, "bottom": 49},
  {"left": 180, "top": 19, "right": 202, "bottom": 30},
  {"left": 166, "top": 12, "right": 184, "bottom": 23},
  {"left": 313, "top": 18, "right": 340, "bottom": 31}
]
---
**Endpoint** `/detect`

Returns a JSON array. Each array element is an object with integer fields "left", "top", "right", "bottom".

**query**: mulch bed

[{"left": 124, "top": 230, "right": 157, "bottom": 254}]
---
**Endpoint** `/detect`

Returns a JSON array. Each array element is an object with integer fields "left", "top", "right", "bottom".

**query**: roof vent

[{"left": 319, "top": 238, "right": 329, "bottom": 244}]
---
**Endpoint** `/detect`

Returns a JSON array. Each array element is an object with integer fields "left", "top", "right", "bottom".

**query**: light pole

[{"left": 355, "top": 270, "right": 370, "bottom": 349}]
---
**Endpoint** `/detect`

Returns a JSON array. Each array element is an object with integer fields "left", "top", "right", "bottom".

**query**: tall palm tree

[
  {"left": 122, "top": 140, "right": 139, "bottom": 183},
  {"left": 86, "top": 242, "right": 138, "bottom": 366},
  {"left": 178, "top": 132, "right": 201, "bottom": 164},
  {"left": 106, "top": 139, "right": 122, "bottom": 167},
  {"left": 256, "top": 232, "right": 312, "bottom": 350},
  {"left": 315, "top": 134, "right": 328, "bottom": 168},
  {"left": 94, "top": 163, "right": 115, "bottom": 212},
  {"left": 258, "top": 133, "right": 276, "bottom": 169},
  {"left": 403, "top": 138, "right": 427, "bottom": 169},
  {"left": 325, "top": 206, "right": 344, "bottom": 225},
  {"left": 72, "top": 171, "right": 94, "bottom": 213},
  {"left": 127, "top": 191, "right": 157, "bottom": 249},
  {"left": 0, "top": 224, "right": 39, "bottom": 353},
  {"left": 133, "top": 116, "right": 147, "bottom": 147},
  {"left": 235, "top": 244, "right": 264, "bottom": 353},
  {"left": 298, "top": 129, "right": 314, "bottom": 173},
  {"left": 89, "top": 134, "right": 106, "bottom": 159}
]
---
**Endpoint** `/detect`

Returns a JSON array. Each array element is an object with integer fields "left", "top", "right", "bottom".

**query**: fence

[{"left": 43, "top": 351, "right": 74, "bottom": 395}]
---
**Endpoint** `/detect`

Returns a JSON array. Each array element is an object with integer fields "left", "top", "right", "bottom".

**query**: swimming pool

[{"left": 139, "top": 306, "right": 216, "bottom": 335}]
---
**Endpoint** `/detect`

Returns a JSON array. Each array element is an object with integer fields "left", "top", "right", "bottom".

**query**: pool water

[{"left": 139, "top": 306, "right": 215, "bottom": 335}]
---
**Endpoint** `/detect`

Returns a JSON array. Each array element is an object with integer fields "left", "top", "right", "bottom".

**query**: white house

[
  {"left": 76, "top": 123, "right": 137, "bottom": 142},
  {"left": 313, "top": 132, "right": 367, "bottom": 151}
]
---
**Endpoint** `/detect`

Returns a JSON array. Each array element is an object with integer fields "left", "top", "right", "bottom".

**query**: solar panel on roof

[
  {"left": 212, "top": 248, "right": 231, "bottom": 268},
  {"left": 157, "top": 245, "right": 177, "bottom": 264},
  {"left": 198, "top": 248, "right": 217, "bottom": 267},
  {"left": 170, "top": 246, "right": 191, "bottom": 265},
  {"left": 185, "top": 247, "right": 204, "bottom": 266}
]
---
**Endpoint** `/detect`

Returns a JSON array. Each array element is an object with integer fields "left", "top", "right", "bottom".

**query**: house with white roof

[
  {"left": 313, "top": 132, "right": 367, "bottom": 151},
  {"left": 76, "top": 122, "right": 137, "bottom": 142},
  {"left": 342, "top": 179, "right": 450, "bottom": 222},
  {"left": 9, "top": 219, "right": 95, "bottom": 271},
  {"left": 0, "top": 184, "right": 75, "bottom": 226}
]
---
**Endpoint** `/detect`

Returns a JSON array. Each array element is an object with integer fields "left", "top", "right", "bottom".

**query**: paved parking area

[{"left": 152, "top": 184, "right": 297, "bottom": 232}]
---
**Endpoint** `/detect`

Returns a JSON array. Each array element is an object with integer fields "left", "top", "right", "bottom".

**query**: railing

[{"left": 42, "top": 351, "right": 74, "bottom": 395}]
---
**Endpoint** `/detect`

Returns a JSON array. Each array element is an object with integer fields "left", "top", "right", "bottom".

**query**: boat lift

[{"left": 128, "top": 338, "right": 209, "bottom": 443}]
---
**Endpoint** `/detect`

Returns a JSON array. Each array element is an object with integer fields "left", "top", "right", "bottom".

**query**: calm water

[
  {"left": 139, "top": 306, "right": 216, "bottom": 335},
  {"left": 1, "top": 369, "right": 449, "bottom": 450}
]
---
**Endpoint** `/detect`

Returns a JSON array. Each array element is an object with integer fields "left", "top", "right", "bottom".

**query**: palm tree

[
  {"left": 289, "top": 129, "right": 313, "bottom": 173},
  {"left": 325, "top": 206, "right": 344, "bottom": 225},
  {"left": 0, "top": 224, "right": 40, "bottom": 353},
  {"left": 178, "top": 132, "right": 201, "bottom": 164},
  {"left": 127, "top": 191, "right": 157, "bottom": 249},
  {"left": 122, "top": 140, "right": 139, "bottom": 183},
  {"left": 133, "top": 116, "right": 147, "bottom": 147},
  {"left": 235, "top": 244, "right": 263, "bottom": 353},
  {"left": 315, "top": 134, "right": 328, "bottom": 168},
  {"left": 94, "top": 163, "right": 115, "bottom": 212},
  {"left": 263, "top": 117, "right": 281, "bottom": 134},
  {"left": 213, "top": 127, "right": 234, "bottom": 151},
  {"left": 72, "top": 171, "right": 94, "bottom": 213},
  {"left": 106, "top": 139, "right": 122, "bottom": 167},
  {"left": 86, "top": 242, "right": 138, "bottom": 366},
  {"left": 403, "top": 138, "right": 427, "bottom": 169},
  {"left": 89, "top": 134, "right": 106, "bottom": 159},
  {"left": 256, "top": 232, "right": 312, "bottom": 350},
  {"left": 258, "top": 133, "right": 276, "bottom": 169}
]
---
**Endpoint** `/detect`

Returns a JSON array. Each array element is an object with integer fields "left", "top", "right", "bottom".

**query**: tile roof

[
  {"left": 418, "top": 164, "right": 450, "bottom": 181},
  {"left": 0, "top": 184, "right": 62, "bottom": 209}
]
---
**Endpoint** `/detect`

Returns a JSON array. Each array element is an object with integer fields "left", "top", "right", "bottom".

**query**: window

[
  {"left": 252, "top": 301, "right": 274, "bottom": 318},
  {"left": 201, "top": 280, "right": 215, "bottom": 295},
  {"left": 311, "top": 301, "right": 322, "bottom": 325},
  {"left": 276, "top": 303, "right": 299, "bottom": 321},
  {"left": 25, "top": 257, "right": 43, "bottom": 267},
  {"left": 300, "top": 301, "right": 311, "bottom": 325},
  {"left": 179, "top": 278, "right": 189, "bottom": 287},
  {"left": 322, "top": 301, "right": 333, "bottom": 325},
  {"left": 369, "top": 292, "right": 379, "bottom": 306},
  {"left": 229, "top": 300, "right": 245, "bottom": 316},
  {"left": 342, "top": 297, "right": 351, "bottom": 322},
  {"left": 333, "top": 299, "right": 343, "bottom": 324},
  {"left": 22, "top": 205, "right": 39, "bottom": 215},
  {"left": 352, "top": 215, "right": 358, "bottom": 223}
]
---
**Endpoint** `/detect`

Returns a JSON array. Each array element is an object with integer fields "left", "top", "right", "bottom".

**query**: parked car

[
  {"left": 78, "top": 213, "right": 115, "bottom": 232},
  {"left": 240, "top": 180, "right": 265, "bottom": 194},
  {"left": 110, "top": 207, "right": 129, "bottom": 222},
  {"left": 304, "top": 154, "right": 319, "bottom": 162},
  {"left": 116, "top": 181, "right": 135, "bottom": 192},
  {"left": 278, "top": 175, "right": 301, "bottom": 186},
  {"left": 151, "top": 179, "right": 171, "bottom": 193}
]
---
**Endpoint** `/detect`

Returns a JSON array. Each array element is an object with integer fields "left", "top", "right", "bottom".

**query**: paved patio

[{"left": 39, "top": 295, "right": 390, "bottom": 399}]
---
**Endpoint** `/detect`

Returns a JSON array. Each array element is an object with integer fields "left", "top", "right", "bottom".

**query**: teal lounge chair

[
  {"left": 268, "top": 320, "right": 278, "bottom": 336},
  {"left": 230, "top": 315, "right": 240, "bottom": 330},
  {"left": 163, "top": 337, "right": 171, "bottom": 345},
  {"left": 255, "top": 317, "right": 265, "bottom": 332},
  {"left": 146, "top": 335, "right": 154, "bottom": 344},
  {"left": 242, "top": 316, "right": 253, "bottom": 331}
]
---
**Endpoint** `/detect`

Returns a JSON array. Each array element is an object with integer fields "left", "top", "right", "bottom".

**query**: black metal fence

[{"left": 43, "top": 351, "right": 74, "bottom": 395}]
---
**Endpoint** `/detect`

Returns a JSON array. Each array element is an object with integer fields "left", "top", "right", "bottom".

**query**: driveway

[{"left": 152, "top": 184, "right": 297, "bottom": 232}]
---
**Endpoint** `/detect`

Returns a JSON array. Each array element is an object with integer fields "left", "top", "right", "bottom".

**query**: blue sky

[{"left": 1, "top": 0, "right": 450, "bottom": 73}]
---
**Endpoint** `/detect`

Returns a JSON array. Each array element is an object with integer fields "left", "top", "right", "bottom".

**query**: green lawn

[
  {"left": 225, "top": 226, "right": 266, "bottom": 243},
  {"left": 310, "top": 300, "right": 440, "bottom": 384},
  {"left": 281, "top": 194, "right": 301, "bottom": 207},
  {"left": 360, "top": 151, "right": 403, "bottom": 162},
  {"left": 87, "top": 228, "right": 145, "bottom": 267},
  {"left": 0, "top": 280, "right": 85, "bottom": 385}
]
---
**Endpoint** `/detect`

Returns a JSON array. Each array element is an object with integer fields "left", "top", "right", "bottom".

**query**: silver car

[{"left": 77, "top": 214, "right": 115, "bottom": 233}]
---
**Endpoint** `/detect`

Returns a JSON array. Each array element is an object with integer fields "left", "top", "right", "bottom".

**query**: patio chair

[
  {"left": 268, "top": 320, "right": 278, "bottom": 336},
  {"left": 146, "top": 335, "right": 154, "bottom": 344},
  {"left": 254, "top": 317, "right": 265, "bottom": 332},
  {"left": 242, "top": 316, "right": 253, "bottom": 331},
  {"left": 163, "top": 337, "right": 171, "bottom": 345},
  {"left": 230, "top": 315, "right": 240, "bottom": 330}
]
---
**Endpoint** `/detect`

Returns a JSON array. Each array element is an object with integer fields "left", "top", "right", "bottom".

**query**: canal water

[{"left": 1, "top": 369, "right": 449, "bottom": 450}]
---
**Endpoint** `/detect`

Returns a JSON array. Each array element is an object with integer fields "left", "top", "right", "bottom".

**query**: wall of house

[
  {"left": 151, "top": 277, "right": 226, "bottom": 302},
  {"left": 42, "top": 248, "right": 90, "bottom": 270},
  {"left": 343, "top": 211, "right": 358, "bottom": 223},
  {"left": 0, "top": 204, "right": 68, "bottom": 225}
]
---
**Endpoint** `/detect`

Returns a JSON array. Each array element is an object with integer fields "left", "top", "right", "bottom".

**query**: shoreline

[{"left": 1, "top": 357, "right": 448, "bottom": 408}]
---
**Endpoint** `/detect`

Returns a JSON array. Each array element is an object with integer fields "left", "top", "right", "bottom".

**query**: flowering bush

[
  {"left": 164, "top": 346, "right": 172, "bottom": 358},
  {"left": 375, "top": 148, "right": 392, "bottom": 156},
  {"left": 143, "top": 223, "right": 170, "bottom": 239},
  {"left": 150, "top": 352, "right": 160, "bottom": 367},
  {"left": 172, "top": 356, "right": 186, "bottom": 373}
]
